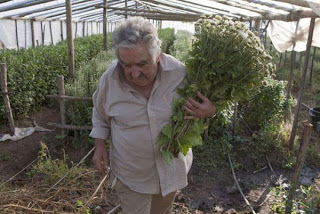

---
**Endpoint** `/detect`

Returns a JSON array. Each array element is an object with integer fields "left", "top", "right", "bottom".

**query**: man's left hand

[{"left": 184, "top": 91, "right": 217, "bottom": 119}]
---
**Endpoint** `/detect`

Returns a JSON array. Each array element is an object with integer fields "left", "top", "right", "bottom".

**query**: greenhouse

[{"left": 0, "top": 0, "right": 320, "bottom": 213}]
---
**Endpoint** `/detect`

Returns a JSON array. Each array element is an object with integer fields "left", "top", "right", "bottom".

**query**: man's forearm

[{"left": 94, "top": 138, "right": 106, "bottom": 147}]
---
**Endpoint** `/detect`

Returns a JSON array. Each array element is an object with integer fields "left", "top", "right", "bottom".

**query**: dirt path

[{"left": 0, "top": 107, "right": 61, "bottom": 180}]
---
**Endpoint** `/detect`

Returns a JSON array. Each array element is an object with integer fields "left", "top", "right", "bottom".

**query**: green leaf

[
  {"left": 161, "top": 151, "right": 174, "bottom": 164},
  {"left": 162, "top": 125, "right": 173, "bottom": 138}
]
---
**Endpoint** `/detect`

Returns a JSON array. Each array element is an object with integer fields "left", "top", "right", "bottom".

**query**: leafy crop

[
  {"left": 170, "top": 30, "right": 194, "bottom": 63},
  {"left": 65, "top": 50, "right": 115, "bottom": 129},
  {"left": 157, "top": 15, "right": 275, "bottom": 163},
  {"left": 240, "top": 77, "right": 294, "bottom": 131},
  {"left": 0, "top": 34, "right": 111, "bottom": 123},
  {"left": 158, "top": 28, "right": 175, "bottom": 54}
]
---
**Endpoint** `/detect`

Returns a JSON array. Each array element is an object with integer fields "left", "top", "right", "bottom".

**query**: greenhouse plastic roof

[{"left": 0, "top": 0, "right": 319, "bottom": 22}]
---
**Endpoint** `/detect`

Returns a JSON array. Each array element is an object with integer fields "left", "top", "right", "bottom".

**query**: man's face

[{"left": 118, "top": 43, "right": 159, "bottom": 87}]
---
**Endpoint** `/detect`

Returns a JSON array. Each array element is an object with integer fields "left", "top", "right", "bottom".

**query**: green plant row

[
  {"left": 170, "top": 30, "right": 194, "bottom": 63},
  {"left": 0, "top": 33, "right": 112, "bottom": 122},
  {"left": 158, "top": 28, "right": 176, "bottom": 54},
  {"left": 65, "top": 50, "right": 115, "bottom": 131}
]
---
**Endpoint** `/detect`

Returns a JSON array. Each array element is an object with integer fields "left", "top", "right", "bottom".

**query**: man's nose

[{"left": 131, "top": 66, "right": 141, "bottom": 78}]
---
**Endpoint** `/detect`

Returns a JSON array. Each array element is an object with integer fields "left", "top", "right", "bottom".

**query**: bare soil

[{"left": 0, "top": 107, "right": 319, "bottom": 214}]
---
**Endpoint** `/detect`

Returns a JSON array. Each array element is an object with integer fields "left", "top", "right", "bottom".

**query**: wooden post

[
  {"left": 57, "top": 75, "right": 66, "bottom": 135},
  {"left": 299, "top": 52, "right": 303, "bottom": 72},
  {"left": 233, "top": 101, "right": 238, "bottom": 136},
  {"left": 263, "top": 27, "right": 267, "bottom": 48},
  {"left": 289, "top": 18, "right": 316, "bottom": 150},
  {"left": 65, "top": 0, "right": 75, "bottom": 82},
  {"left": 283, "top": 51, "right": 288, "bottom": 67},
  {"left": 309, "top": 47, "right": 317, "bottom": 86},
  {"left": 103, "top": 0, "right": 108, "bottom": 51},
  {"left": 279, "top": 53, "right": 283, "bottom": 68},
  {"left": 83, "top": 21, "right": 85, "bottom": 37},
  {"left": 15, "top": 20, "right": 19, "bottom": 49},
  {"left": 87, "top": 21, "right": 89, "bottom": 36},
  {"left": 24, "top": 20, "right": 27, "bottom": 49},
  {"left": 254, "top": 20, "right": 260, "bottom": 35},
  {"left": 287, "top": 51, "right": 296, "bottom": 101},
  {"left": 75, "top": 22, "right": 78, "bottom": 38},
  {"left": 125, "top": 0, "right": 128, "bottom": 19},
  {"left": 60, "top": 21, "right": 64, "bottom": 41},
  {"left": 1, "top": 64, "right": 15, "bottom": 136},
  {"left": 41, "top": 21, "right": 45, "bottom": 45},
  {"left": 49, "top": 21, "right": 53, "bottom": 44},
  {"left": 285, "top": 123, "right": 313, "bottom": 214},
  {"left": 286, "top": 20, "right": 300, "bottom": 103}
]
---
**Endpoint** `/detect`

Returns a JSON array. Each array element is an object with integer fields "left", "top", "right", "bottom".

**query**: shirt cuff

[{"left": 89, "top": 127, "right": 110, "bottom": 140}]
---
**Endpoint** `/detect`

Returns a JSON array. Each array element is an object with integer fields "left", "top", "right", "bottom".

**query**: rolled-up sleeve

[{"left": 90, "top": 105, "right": 110, "bottom": 140}]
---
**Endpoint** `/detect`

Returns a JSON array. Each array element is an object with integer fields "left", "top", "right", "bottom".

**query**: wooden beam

[
  {"left": 115, "top": 12, "right": 200, "bottom": 21},
  {"left": 65, "top": 0, "right": 75, "bottom": 82},
  {"left": 216, "top": 0, "right": 270, "bottom": 16},
  {"left": 60, "top": 20, "right": 64, "bottom": 41},
  {"left": 243, "top": 0, "right": 298, "bottom": 12},
  {"left": 0, "top": 16, "right": 80, "bottom": 22},
  {"left": 116, "top": 12, "right": 200, "bottom": 19},
  {"left": 178, "top": 0, "right": 244, "bottom": 17},
  {"left": 103, "top": 0, "right": 107, "bottom": 51},
  {"left": 125, "top": 0, "right": 128, "bottom": 19},
  {"left": 0, "top": 0, "right": 54, "bottom": 13},
  {"left": 49, "top": 21, "right": 53, "bottom": 44},
  {"left": 238, "top": 9, "right": 319, "bottom": 21},
  {"left": 289, "top": 18, "right": 316, "bottom": 150},
  {"left": 1, "top": 63, "right": 15, "bottom": 136},
  {"left": 24, "top": 20, "right": 27, "bottom": 48},
  {"left": 15, "top": 20, "right": 19, "bottom": 49},
  {"left": 285, "top": 122, "right": 313, "bottom": 214},
  {"left": 57, "top": 75, "right": 66, "bottom": 135},
  {"left": 47, "top": 122, "right": 92, "bottom": 130},
  {"left": 139, "top": 0, "right": 202, "bottom": 15},
  {"left": 46, "top": 95, "right": 92, "bottom": 101},
  {"left": 96, "top": 5, "right": 198, "bottom": 16},
  {"left": 286, "top": 20, "right": 300, "bottom": 103},
  {"left": 272, "top": 0, "right": 310, "bottom": 8},
  {"left": 31, "top": 19, "right": 35, "bottom": 47}
]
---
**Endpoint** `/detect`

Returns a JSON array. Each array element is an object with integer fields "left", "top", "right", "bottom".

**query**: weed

[
  {"left": 27, "top": 142, "right": 90, "bottom": 185},
  {"left": 271, "top": 182, "right": 320, "bottom": 213},
  {"left": 0, "top": 150, "right": 12, "bottom": 161}
]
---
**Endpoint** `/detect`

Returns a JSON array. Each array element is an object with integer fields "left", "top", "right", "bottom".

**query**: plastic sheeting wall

[
  {"left": 0, "top": 19, "right": 107, "bottom": 49},
  {"left": 162, "top": 21, "right": 195, "bottom": 34},
  {"left": 268, "top": 18, "right": 320, "bottom": 53}
]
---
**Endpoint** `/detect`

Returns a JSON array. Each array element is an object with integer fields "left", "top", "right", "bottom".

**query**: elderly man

[{"left": 90, "top": 17, "right": 216, "bottom": 214}]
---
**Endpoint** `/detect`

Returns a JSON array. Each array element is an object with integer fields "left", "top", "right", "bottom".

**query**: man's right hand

[{"left": 92, "top": 139, "right": 109, "bottom": 174}]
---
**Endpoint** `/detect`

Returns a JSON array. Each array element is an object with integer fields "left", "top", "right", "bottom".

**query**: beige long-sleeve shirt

[{"left": 89, "top": 53, "right": 192, "bottom": 196}]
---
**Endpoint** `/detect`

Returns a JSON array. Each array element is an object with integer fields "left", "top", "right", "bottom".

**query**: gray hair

[{"left": 112, "top": 17, "right": 162, "bottom": 63}]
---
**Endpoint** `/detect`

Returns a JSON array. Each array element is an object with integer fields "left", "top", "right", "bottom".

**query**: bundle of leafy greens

[{"left": 157, "top": 15, "right": 275, "bottom": 164}]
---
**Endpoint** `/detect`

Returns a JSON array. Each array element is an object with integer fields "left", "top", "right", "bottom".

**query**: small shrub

[
  {"left": 170, "top": 30, "right": 194, "bottom": 63},
  {"left": 240, "top": 77, "right": 294, "bottom": 131},
  {"left": 28, "top": 142, "right": 89, "bottom": 185},
  {"left": 158, "top": 28, "right": 175, "bottom": 54},
  {"left": 271, "top": 182, "right": 320, "bottom": 214},
  {"left": 0, "top": 33, "right": 112, "bottom": 123},
  {"left": 65, "top": 50, "right": 115, "bottom": 128}
]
